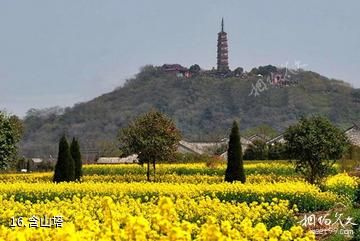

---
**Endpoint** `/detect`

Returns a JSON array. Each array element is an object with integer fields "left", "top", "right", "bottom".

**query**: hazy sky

[{"left": 1, "top": 0, "right": 359, "bottom": 116}]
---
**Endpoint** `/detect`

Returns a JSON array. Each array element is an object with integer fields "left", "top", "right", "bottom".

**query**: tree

[
  {"left": 284, "top": 116, "right": 349, "bottom": 184},
  {"left": 70, "top": 138, "right": 82, "bottom": 181},
  {"left": 9, "top": 115, "right": 24, "bottom": 139},
  {"left": 118, "top": 110, "right": 181, "bottom": 181},
  {"left": 225, "top": 121, "right": 246, "bottom": 183},
  {"left": 268, "top": 142, "right": 287, "bottom": 160},
  {"left": 249, "top": 67, "right": 259, "bottom": 76},
  {"left": 258, "top": 65, "right": 277, "bottom": 76},
  {"left": 189, "top": 64, "right": 201, "bottom": 75},
  {"left": 233, "top": 67, "right": 244, "bottom": 77},
  {"left": 0, "top": 112, "right": 22, "bottom": 170},
  {"left": 243, "top": 140, "right": 268, "bottom": 160},
  {"left": 53, "top": 136, "right": 75, "bottom": 182}
]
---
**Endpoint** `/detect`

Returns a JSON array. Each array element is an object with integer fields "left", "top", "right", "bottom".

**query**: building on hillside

[
  {"left": 18, "top": 158, "right": 45, "bottom": 172},
  {"left": 219, "top": 137, "right": 253, "bottom": 160},
  {"left": 28, "top": 158, "right": 44, "bottom": 170},
  {"left": 247, "top": 134, "right": 270, "bottom": 143},
  {"left": 178, "top": 140, "right": 227, "bottom": 155},
  {"left": 345, "top": 121, "right": 360, "bottom": 147},
  {"left": 266, "top": 134, "right": 286, "bottom": 146},
  {"left": 266, "top": 122, "right": 360, "bottom": 147},
  {"left": 270, "top": 72, "right": 286, "bottom": 85},
  {"left": 217, "top": 18, "right": 230, "bottom": 73},
  {"left": 177, "top": 142, "right": 200, "bottom": 155},
  {"left": 31, "top": 158, "right": 43, "bottom": 164},
  {"left": 161, "top": 64, "right": 191, "bottom": 78},
  {"left": 239, "top": 136, "right": 255, "bottom": 151},
  {"left": 97, "top": 154, "right": 138, "bottom": 164},
  {"left": 82, "top": 149, "right": 100, "bottom": 163}
]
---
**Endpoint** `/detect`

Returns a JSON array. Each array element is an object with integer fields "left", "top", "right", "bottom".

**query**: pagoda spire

[{"left": 221, "top": 17, "right": 224, "bottom": 32}]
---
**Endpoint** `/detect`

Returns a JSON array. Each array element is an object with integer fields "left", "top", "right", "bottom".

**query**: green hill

[{"left": 21, "top": 65, "right": 360, "bottom": 157}]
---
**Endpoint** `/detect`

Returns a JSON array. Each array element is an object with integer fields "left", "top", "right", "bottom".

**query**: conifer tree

[
  {"left": 70, "top": 137, "right": 82, "bottom": 181},
  {"left": 225, "top": 121, "right": 246, "bottom": 183},
  {"left": 53, "top": 135, "right": 75, "bottom": 182}
]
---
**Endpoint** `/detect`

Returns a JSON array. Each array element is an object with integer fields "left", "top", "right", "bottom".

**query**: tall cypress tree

[
  {"left": 70, "top": 137, "right": 82, "bottom": 181},
  {"left": 225, "top": 121, "right": 246, "bottom": 183},
  {"left": 53, "top": 135, "right": 75, "bottom": 182}
]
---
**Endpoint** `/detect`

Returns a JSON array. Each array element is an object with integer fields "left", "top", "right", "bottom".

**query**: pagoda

[{"left": 217, "top": 18, "right": 229, "bottom": 72}]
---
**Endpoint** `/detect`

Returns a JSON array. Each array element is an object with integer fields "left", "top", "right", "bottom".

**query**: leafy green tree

[
  {"left": 225, "top": 121, "right": 246, "bottom": 183},
  {"left": 189, "top": 64, "right": 201, "bottom": 75},
  {"left": 0, "top": 112, "right": 22, "bottom": 170},
  {"left": 249, "top": 67, "right": 259, "bottom": 75},
  {"left": 233, "top": 67, "right": 244, "bottom": 76},
  {"left": 118, "top": 110, "right": 181, "bottom": 181},
  {"left": 268, "top": 142, "right": 287, "bottom": 160},
  {"left": 53, "top": 136, "right": 75, "bottom": 182},
  {"left": 243, "top": 140, "right": 268, "bottom": 160},
  {"left": 284, "top": 116, "right": 349, "bottom": 184},
  {"left": 9, "top": 115, "right": 24, "bottom": 139},
  {"left": 70, "top": 138, "right": 82, "bottom": 181},
  {"left": 258, "top": 65, "right": 277, "bottom": 76}
]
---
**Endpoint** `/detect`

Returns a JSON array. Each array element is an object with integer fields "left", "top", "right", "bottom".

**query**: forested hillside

[{"left": 21, "top": 66, "right": 360, "bottom": 157}]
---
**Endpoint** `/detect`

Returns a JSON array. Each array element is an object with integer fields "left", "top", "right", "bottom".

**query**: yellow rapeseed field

[
  {"left": 0, "top": 163, "right": 357, "bottom": 241},
  {"left": 0, "top": 195, "right": 315, "bottom": 241}
]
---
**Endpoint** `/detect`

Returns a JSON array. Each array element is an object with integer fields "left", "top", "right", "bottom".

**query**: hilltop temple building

[{"left": 217, "top": 18, "right": 229, "bottom": 73}]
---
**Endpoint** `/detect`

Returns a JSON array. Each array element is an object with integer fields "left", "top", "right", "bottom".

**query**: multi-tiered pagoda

[{"left": 217, "top": 18, "right": 229, "bottom": 73}]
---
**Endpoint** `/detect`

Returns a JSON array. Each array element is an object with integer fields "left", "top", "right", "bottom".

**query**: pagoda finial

[{"left": 221, "top": 17, "right": 224, "bottom": 32}]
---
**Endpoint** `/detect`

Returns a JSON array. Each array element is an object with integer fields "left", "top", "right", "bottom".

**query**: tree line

[
  {"left": 0, "top": 109, "right": 353, "bottom": 185},
  {"left": 116, "top": 111, "right": 350, "bottom": 185}
]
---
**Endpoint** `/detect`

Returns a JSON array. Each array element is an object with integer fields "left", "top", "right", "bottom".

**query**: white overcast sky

[{"left": 0, "top": 0, "right": 359, "bottom": 116}]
